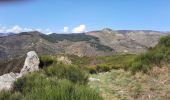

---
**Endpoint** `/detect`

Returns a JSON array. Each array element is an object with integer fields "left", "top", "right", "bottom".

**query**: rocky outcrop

[
  {"left": 0, "top": 72, "right": 19, "bottom": 91},
  {"left": 0, "top": 51, "right": 39, "bottom": 91},
  {"left": 20, "top": 51, "right": 39, "bottom": 76}
]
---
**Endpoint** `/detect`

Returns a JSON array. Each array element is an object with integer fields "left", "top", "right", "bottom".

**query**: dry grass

[{"left": 89, "top": 66, "right": 170, "bottom": 100}]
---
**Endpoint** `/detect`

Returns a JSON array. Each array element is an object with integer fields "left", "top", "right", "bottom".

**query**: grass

[
  {"left": 84, "top": 54, "right": 136, "bottom": 73},
  {"left": 66, "top": 54, "right": 136, "bottom": 73},
  {"left": 44, "top": 63, "right": 88, "bottom": 84},
  {"left": 0, "top": 67, "right": 102, "bottom": 100},
  {"left": 0, "top": 54, "right": 103, "bottom": 100},
  {"left": 89, "top": 67, "right": 170, "bottom": 100},
  {"left": 0, "top": 73, "right": 102, "bottom": 100},
  {"left": 0, "top": 35, "right": 170, "bottom": 100}
]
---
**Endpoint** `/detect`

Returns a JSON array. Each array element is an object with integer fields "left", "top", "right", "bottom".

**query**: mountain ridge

[{"left": 0, "top": 29, "right": 168, "bottom": 62}]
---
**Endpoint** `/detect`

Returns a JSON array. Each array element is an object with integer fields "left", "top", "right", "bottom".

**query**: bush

[
  {"left": 11, "top": 73, "right": 103, "bottom": 100},
  {"left": 85, "top": 64, "right": 111, "bottom": 74},
  {"left": 23, "top": 80, "right": 102, "bottom": 100},
  {"left": 44, "top": 63, "right": 88, "bottom": 84},
  {"left": 85, "top": 54, "right": 136, "bottom": 74},
  {"left": 86, "top": 65, "right": 97, "bottom": 74},
  {"left": 39, "top": 55, "right": 57, "bottom": 68}
]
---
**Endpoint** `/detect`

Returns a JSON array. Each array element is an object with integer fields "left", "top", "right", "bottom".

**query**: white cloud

[
  {"left": 0, "top": 26, "right": 6, "bottom": 33},
  {"left": 72, "top": 25, "right": 86, "bottom": 33},
  {"left": 35, "top": 28, "right": 42, "bottom": 32},
  {"left": 46, "top": 32, "right": 52, "bottom": 35},
  {"left": 63, "top": 26, "right": 69, "bottom": 33},
  {"left": 23, "top": 28, "right": 33, "bottom": 32},
  {"left": 45, "top": 28, "right": 52, "bottom": 35},
  {"left": 6, "top": 25, "right": 22, "bottom": 33}
]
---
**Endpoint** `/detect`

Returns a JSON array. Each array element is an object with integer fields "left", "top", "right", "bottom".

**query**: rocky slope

[
  {"left": 0, "top": 31, "right": 114, "bottom": 62},
  {"left": 0, "top": 29, "right": 168, "bottom": 62},
  {"left": 86, "top": 28, "right": 167, "bottom": 53}
]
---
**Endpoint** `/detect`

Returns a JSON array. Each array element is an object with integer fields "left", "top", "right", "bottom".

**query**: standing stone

[
  {"left": 20, "top": 51, "right": 40, "bottom": 76},
  {"left": 0, "top": 51, "right": 40, "bottom": 91}
]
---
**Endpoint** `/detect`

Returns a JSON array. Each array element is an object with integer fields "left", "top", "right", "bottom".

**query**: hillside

[
  {"left": 86, "top": 28, "right": 167, "bottom": 53},
  {"left": 0, "top": 29, "right": 167, "bottom": 63},
  {"left": 125, "top": 35, "right": 170, "bottom": 73},
  {"left": 89, "top": 35, "right": 170, "bottom": 100},
  {"left": 0, "top": 35, "right": 170, "bottom": 100},
  {"left": 0, "top": 31, "right": 114, "bottom": 62}
]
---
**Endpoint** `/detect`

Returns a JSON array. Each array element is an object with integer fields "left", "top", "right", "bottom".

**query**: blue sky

[{"left": 0, "top": 0, "right": 170, "bottom": 33}]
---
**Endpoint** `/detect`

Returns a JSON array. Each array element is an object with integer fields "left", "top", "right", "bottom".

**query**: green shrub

[
  {"left": 85, "top": 65, "right": 98, "bottom": 74},
  {"left": 23, "top": 80, "right": 102, "bottom": 100},
  {"left": 12, "top": 73, "right": 102, "bottom": 100},
  {"left": 67, "top": 55, "right": 92, "bottom": 68},
  {"left": 96, "top": 64, "right": 111, "bottom": 72},
  {"left": 39, "top": 55, "right": 57, "bottom": 68},
  {"left": 13, "top": 73, "right": 46, "bottom": 93},
  {"left": 44, "top": 63, "right": 88, "bottom": 84},
  {"left": 85, "top": 54, "right": 136, "bottom": 73}
]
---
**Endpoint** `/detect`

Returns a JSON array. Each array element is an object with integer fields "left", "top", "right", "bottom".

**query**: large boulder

[
  {"left": 20, "top": 51, "right": 40, "bottom": 76},
  {"left": 0, "top": 51, "right": 39, "bottom": 91},
  {"left": 0, "top": 72, "right": 19, "bottom": 91}
]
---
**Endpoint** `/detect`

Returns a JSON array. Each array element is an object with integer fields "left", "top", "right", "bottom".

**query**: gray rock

[
  {"left": 20, "top": 51, "right": 40, "bottom": 76},
  {"left": 0, "top": 51, "right": 39, "bottom": 91},
  {"left": 0, "top": 72, "right": 18, "bottom": 91}
]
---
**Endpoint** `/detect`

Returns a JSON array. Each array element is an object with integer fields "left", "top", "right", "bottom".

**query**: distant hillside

[
  {"left": 0, "top": 31, "right": 114, "bottom": 62},
  {"left": 40, "top": 33, "right": 114, "bottom": 52},
  {"left": 0, "top": 33, "right": 15, "bottom": 37},
  {"left": 0, "top": 29, "right": 168, "bottom": 62},
  {"left": 86, "top": 28, "right": 167, "bottom": 53}
]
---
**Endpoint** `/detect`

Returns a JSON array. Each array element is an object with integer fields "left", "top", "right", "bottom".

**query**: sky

[{"left": 0, "top": 0, "right": 170, "bottom": 34}]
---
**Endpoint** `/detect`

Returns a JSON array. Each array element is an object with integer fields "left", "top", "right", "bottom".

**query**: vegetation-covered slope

[
  {"left": 0, "top": 35, "right": 170, "bottom": 100},
  {"left": 89, "top": 67, "right": 170, "bottom": 100},
  {"left": 0, "top": 58, "right": 103, "bottom": 100},
  {"left": 125, "top": 35, "right": 170, "bottom": 73},
  {"left": 40, "top": 33, "right": 114, "bottom": 52},
  {"left": 88, "top": 35, "right": 170, "bottom": 100}
]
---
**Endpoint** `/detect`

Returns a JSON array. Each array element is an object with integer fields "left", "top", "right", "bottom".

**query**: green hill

[{"left": 125, "top": 35, "right": 170, "bottom": 73}]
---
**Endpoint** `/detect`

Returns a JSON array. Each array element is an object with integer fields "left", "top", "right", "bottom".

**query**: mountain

[
  {"left": 0, "top": 33, "right": 16, "bottom": 37},
  {"left": 0, "top": 29, "right": 168, "bottom": 62},
  {"left": 0, "top": 31, "right": 114, "bottom": 62},
  {"left": 86, "top": 28, "right": 167, "bottom": 53},
  {"left": 0, "top": 33, "right": 6, "bottom": 37}
]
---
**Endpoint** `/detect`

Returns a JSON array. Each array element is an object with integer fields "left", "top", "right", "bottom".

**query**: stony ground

[{"left": 89, "top": 66, "right": 170, "bottom": 100}]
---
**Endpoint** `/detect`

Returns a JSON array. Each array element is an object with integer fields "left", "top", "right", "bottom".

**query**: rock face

[
  {"left": 0, "top": 72, "right": 19, "bottom": 91},
  {"left": 20, "top": 51, "right": 40, "bottom": 76},
  {"left": 0, "top": 51, "right": 39, "bottom": 91}
]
